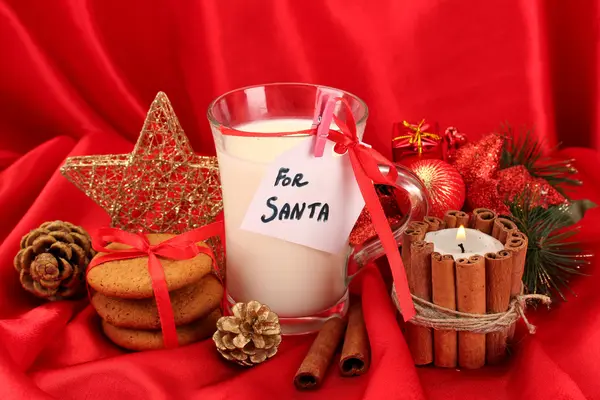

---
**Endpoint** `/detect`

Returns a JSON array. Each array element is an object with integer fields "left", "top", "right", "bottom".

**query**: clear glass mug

[{"left": 207, "top": 83, "right": 428, "bottom": 334}]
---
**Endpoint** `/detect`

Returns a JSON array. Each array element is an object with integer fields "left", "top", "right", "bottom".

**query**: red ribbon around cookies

[
  {"left": 87, "top": 221, "right": 224, "bottom": 349},
  {"left": 221, "top": 98, "right": 416, "bottom": 321}
]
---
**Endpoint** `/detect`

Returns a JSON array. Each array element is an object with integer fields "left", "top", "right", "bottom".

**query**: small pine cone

[
  {"left": 14, "top": 221, "right": 95, "bottom": 301},
  {"left": 213, "top": 301, "right": 282, "bottom": 366}
]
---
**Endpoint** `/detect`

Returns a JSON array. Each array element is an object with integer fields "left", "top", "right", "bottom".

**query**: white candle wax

[{"left": 424, "top": 228, "right": 504, "bottom": 260}]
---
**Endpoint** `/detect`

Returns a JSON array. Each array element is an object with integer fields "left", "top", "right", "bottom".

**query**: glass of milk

[{"left": 207, "top": 83, "right": 428, "bottom": 334}]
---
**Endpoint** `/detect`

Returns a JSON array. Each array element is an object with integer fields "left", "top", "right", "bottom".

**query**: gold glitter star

[{"left": 60, "top": 92, "right": 223, "bottom": 235}]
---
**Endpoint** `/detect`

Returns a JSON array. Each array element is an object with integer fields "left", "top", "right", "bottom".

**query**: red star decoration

[{"left": 452, "top": 133, "right": 504, "bottom": 185}]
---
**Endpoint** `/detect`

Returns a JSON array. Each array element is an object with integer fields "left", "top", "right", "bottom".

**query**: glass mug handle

[{"left": 352, "top": 163, "right": 430, "bottom": 269}]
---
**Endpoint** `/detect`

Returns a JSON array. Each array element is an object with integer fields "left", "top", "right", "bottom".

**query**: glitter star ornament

[
  {"left": 61, "top": 92, "right": 223, "bottom": 234},
  {"left": 468, "top": 165, "right": 565, "bottom": 212},
  {"left": 451, "top": 133, "right": 503, "bottom": 185},
  {"left": 467, "top": 178, "right": 509, "bottom": 214},
  {"left": 496, "top": 165, "right": 565, "bottom": 206}
]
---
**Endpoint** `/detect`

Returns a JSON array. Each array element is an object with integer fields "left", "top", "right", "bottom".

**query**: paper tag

[{"left": 240, "top": 137, "right": 365, "bottom": 254}]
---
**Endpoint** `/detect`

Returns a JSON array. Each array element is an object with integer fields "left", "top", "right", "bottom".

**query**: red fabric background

[{"left": 1, "top": 1, "right": 600, "bottom": 399}]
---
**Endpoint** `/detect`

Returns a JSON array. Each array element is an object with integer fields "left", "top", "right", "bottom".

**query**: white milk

[{"left": 213, "top": 118, "right": 362, "bottom": 317}]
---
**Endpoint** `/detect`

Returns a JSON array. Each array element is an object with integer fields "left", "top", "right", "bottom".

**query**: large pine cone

[
  {"left": 213, "top": 301, "right": 282, "bottom": 366},
  {"left": 14, "top": 221, "right": 95, "bottom": 301}
]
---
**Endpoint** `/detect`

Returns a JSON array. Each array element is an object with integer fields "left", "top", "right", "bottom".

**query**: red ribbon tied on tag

[
  {"left": 87, "top": 221, "right": 224, "bottom": 349},
  {"left": 220, "top": 98, "right": 416, "bottom": 321}
]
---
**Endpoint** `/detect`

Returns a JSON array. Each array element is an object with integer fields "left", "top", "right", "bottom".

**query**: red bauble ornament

[{"left": 409, "top": 159, "right": 466, "bottom": 218}]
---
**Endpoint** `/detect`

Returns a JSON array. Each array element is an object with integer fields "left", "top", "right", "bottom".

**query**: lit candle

[{"left": 424, "top": 225, "right": 504, "bottom": 259}]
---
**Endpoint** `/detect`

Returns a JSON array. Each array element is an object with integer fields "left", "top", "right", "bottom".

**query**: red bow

[
  {"left": 87, "top": 221, "right": 224, "bottom": 349},
  {"left": 328, "top": 100, "right": 414, "bottom": 320},
  {"left": 220, "top": 100, "right": 416, "bottom": 321},
  {"left": 392, "top": 120, "right": 441, "bottom": 154}
]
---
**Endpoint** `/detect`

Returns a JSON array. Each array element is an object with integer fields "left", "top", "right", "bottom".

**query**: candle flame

[{"left": 456, "top": 225, "right": 466, "bottom": 241}]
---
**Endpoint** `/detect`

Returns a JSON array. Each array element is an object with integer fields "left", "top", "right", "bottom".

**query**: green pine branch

[
  {"left": 504, "top": 190, "right": 592, "bottom": 299},
  {"left": 499, "top": 124, "right": 582, "bottom": 199}
]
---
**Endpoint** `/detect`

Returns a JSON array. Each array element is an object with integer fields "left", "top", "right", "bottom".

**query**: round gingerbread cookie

[
  {"left": 91, "top": 274, "right": 224, "bottom": 329},
  {"left": 87, "top": 233, "right": 213, "bottom": 298},
  {"left": 102, "top": 308, "right": 221, "bottom": 351}
]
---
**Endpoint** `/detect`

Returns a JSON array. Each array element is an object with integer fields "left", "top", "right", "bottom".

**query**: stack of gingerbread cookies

[{"left": 87, "top": 234, "right": 224, "bottom": 351}]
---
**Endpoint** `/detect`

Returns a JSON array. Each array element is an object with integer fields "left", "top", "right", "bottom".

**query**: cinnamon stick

[
  {"left": 401, "top": 227, "right": 426, "bottom": 283},
  {"left": 409, "top": 220, "right": 429, "bottom": 232},
  {"left": 484, "top": 250, "right": 513, "bottom": 364},
  {"left": 339, "top": 302, "right": 370, "bottom": 376},
  {"left": 505, "top": 235, "right": 528, "bottom": 298},
  {"left": 456, "top": 255, "right": 486, "bottom": 369},
  {"left": 471, "top": 208, "right": 497, "bottom": 235},
  {"left": 505, "top": 233, "right": 528, "bottom": 339},
  {"left": 431, "top": 252, "right": 457, "bottom": 368},
  {"left": 444, "top": 210, "right": 469, "bottom": 228},
  {"left": 424, "top": 216, "right": 445, "bottom": 232},
  {"left": 491, "top": 218, "right": 517, "bottom": 244},
  {"left": 509, "top": 231, "right": 527, "bottom": 242},
  {"left": 294, "top": 317, "right": 347, "bottom": 390},
  {"left": 406, "top": 241, "right": 434, "bottom": 365}
]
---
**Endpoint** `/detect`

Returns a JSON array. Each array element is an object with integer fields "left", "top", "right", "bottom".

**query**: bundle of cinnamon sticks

[
  {"left": 294, "top": 301, "right": 370, "bottom": 390},
  {"left": 402, "top": 209, "right": 528, "bottom": 369}
]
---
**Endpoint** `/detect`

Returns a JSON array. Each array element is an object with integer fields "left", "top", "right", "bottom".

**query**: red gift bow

[
  {"left": 220, "top": 98, "right": 416, "bottom": 321},
  {"left": 87, "top": 221, "right": 224, "bottom": 349},
  {"left": 392, "top": 120, "right": 441, "bottom": 155}
]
